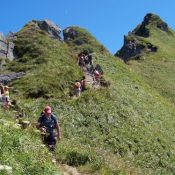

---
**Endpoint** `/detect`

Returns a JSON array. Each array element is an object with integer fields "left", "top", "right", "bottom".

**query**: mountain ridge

[{"left": 0, "top": 13, "right": 175, "bottom": 174}]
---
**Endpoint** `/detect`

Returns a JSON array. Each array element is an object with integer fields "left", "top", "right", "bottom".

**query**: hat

[
  {"left": 4, "top": 86, "right": 9, "bottom": 89},
  {"left": 44, "top": 106, "right": 52, "bottom": 114}
]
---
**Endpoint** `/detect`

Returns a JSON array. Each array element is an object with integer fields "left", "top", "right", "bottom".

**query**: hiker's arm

[
  {"left": 56, "top": 122, "right": 61, "bottom": 140},
  {"left": 36, "top": 117, "right": 46, "bottom": 132},
  {"left": 36, "top": 123, "right": 46, "bottom": 132},
  {"left": 36, "top": 123, "right": 40, "bottom": 129}
]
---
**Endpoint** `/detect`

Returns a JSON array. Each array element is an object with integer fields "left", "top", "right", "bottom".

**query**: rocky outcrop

[
  {"left": 115, "top": 35, "right": 157, "bottom": 62},
  {"left": 0, "top": 72, "right": 25, "bottom": 83},
  {"left": 115, "top": 13, "right": 167, "bottom": 62},
  {"left": 63, "top": 27, "right": 78, "bottom": 41},
  {"left": 34, "top": 19, "right": 62, "bottom": 40},
  {"left": 132, "top": 13, "right": 169, "bottom": 37},
  {"left": 0, "top": 33, "right": 15, "bottom": 60}
]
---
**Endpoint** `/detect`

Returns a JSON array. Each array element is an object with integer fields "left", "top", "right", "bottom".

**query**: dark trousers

[{"left": 43, "top": 132, "right": 56, "bottom": 146}]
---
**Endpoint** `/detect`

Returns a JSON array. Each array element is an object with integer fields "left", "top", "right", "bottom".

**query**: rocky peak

[
  {"left": 132, "top": 13, "right": 169, "bottom": 37},
  {"left": 115, "top": 34, "right": 157, "bottom": 62},
  {"left": 32, "top": 19, "right": 62, "bottom": 40},
  {"left": 0, "top": 32, "right": 15, "bottom": 61}
]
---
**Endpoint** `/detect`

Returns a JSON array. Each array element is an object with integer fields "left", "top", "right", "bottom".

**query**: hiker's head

[
  {"left": 44, "top": 106, "right": 52, "bottom": 116},
  {"left": 82, "top": 76, "right": 85, "bottom": 79}
]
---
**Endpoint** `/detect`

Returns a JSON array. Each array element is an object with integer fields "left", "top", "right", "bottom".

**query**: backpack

[{"left": 94, "top": 70, "right": 100, "bottom": 76}]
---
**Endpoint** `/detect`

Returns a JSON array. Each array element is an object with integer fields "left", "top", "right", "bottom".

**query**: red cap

[{"left": 44, "top": 106, "right": 52, "bottom": 114}]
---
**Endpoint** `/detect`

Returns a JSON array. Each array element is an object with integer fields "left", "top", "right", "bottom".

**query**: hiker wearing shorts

[
  {"left": 74, "top": 80, "right": 81, "bottom": 97},
  {"left": 2, "top": 86, "right": 13, "bottom": 109}
]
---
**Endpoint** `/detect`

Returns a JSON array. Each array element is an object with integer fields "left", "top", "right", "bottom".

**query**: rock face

[
  {"left": 115, "top": 13, "right": 167, "bottom": 62},
  {"left": 115, "top": 35, "right": 157, "bottom": 62},
  {"left": 0, "top": 33, "right": 15, "bottom": 60},
  {"left": 35, "top": 19, "right": 62, "bottom": 40},
  {"left": 133, "top": 13, "right": 169, "bottom": 37},
  {"left": 0, "top": 72, "right": 25, "bottom": 83},
  {"left": 63, "top": 27, "right": 78, "bottom": 41}
]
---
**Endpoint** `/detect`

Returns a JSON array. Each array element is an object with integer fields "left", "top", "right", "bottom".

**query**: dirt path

[
  {"left": 58, "top": 164, "right": 87, "bottom": 175},
  {"left": 84, "top": 70, "right": 100, "bottom": 89}
]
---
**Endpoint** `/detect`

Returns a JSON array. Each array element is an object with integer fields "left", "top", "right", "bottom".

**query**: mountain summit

[
  {"left": 133, "top": 13, "right": 169, "bottom": 37},
  {"left": 115, "top": 13, "right": 175, "bottom": 105},
  {"left": 115, "top": 13, "right": 172, "bottom": 62}
]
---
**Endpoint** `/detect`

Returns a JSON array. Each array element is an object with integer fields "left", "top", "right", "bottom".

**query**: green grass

[
  {"left": 63, "top": 26, "right": 109, "bottom": 55},
  {"left": 128, "top": 26, "right": 175, "bottom": 105},
  {"left": 7, "top": 22, "right": 83, "bottom": 99},
  {"left": 1, "top": 22, "right": 175, "bottom": 174},
  {"left": 0, "top": 109, "right": 60, "bottom": 175}
]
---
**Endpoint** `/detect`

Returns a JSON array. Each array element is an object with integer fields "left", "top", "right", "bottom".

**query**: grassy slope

[
  {"left": 9, "top": 22, "right": 83, "bottom": 99},
  {"left": 1, "top": 24, "right": 175, "bottom": 175},
  {"left": 0, "top": 109, "right": 59, "bottom": 175},
  {"left": 64, "top": 26, "right": 109, "bottom": 55},
  {"left": 127, "top": 21, "right": 175, "bottom": 105},
  {"left": 0, "top": 22, "right": 83, "bottom": 175}
]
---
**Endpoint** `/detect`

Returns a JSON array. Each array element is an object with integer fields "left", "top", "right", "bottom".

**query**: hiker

[
  {"left": 0, "top": 83, "right": 4, "bottom": 102},
  {"left": 2, "top": 86, "right": 13, "bottom": 109},
  {"left": 80, "top": 76, "right": 86, "bottom": 92},
  {"left": 74, "top": 80, "right": 81, "bottom": 97},
  {"left": 93, "top": 69, "right": 101, "bottom": 86},
  {"left": 77, "top": 53, "right": 85, "bottom": 68},
  {"left": 36, "top": 106, "right": 61, "bottom": 151},
  {"left": 88, "top": 54, "right": 93, "bottom": 66}
]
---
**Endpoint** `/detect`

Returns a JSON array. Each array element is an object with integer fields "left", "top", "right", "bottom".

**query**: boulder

[
  {"left": 63, "top": 27, "right": 78, "bottom": 41},
  {"left": 36, "top": 19, "right": 62, "bottom": 40}
]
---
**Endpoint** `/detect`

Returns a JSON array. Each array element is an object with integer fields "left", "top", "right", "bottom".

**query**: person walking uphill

[{"left": 36, "top": 106, "right": 61, "bottom": 151}]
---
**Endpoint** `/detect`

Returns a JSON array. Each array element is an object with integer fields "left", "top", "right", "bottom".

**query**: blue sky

[{"left": 0, "top": 0, "right": 175, "bottom": 54}]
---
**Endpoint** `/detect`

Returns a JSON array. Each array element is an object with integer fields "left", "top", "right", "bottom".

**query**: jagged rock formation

[
  {"left": 115, "top": 35, "right": 157, "bottom": 62},
  {"left": 31, "top": 19, "right": 62, "bottom": 40},
  {"left": 133, "top": 13, "right": 169, "bottom": 37},
  {"left": 115, "top": 13, "right": 169, "bottom": 62},
  {"left": 63, "top": 27, "right": 78, "bottom": 41},
  {"left": 0, "top": 72, "right": 25, "bottom": 83},
  {"left": 0, "top": 33, "right": 15, "bottom": 60}
]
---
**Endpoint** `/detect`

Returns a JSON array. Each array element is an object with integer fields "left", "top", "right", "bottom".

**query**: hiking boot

[{"left": 48, "top": 145, "right": 55, "bottom": 152}]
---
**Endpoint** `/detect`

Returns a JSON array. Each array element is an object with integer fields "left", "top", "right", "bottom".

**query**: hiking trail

[
  {"left": 84, "top": 69, "right": 100, "bottom": 89},
  {"left": 57, "top": 163, "right": 87, "bottom": 175}
]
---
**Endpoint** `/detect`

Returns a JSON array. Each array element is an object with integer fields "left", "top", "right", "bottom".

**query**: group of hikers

[
  {"left": 0, "top": 50, "right": 104, "bottom": 151},
  {"left": 0, "top": 82, "right": 60, "bottom": 151},
  {"left": 0, "top": 83, "right": 13, "bottom": 110},
  {"left": 74, "top": 51, "right": 102, "bottom": 97},
  {"left": 77, "top": 50, "right": 93, "bottom": 71}
]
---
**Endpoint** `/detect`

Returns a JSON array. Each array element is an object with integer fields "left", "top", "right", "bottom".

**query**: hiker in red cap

[{"left": 36, "top": 106, "right": 61, "bottom": 151}]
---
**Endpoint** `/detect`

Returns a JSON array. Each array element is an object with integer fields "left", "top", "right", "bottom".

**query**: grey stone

[
  {"left": 0, "top": 32, "right": 15, "bottom": 60},
  {"left": 36, "top": 19, "right": 62, "bottom": 40},
  {"left": 7, "top": 42, "right": 15, "bottom": 60},
  {"left": 0, "top": 33, "right": 8, "bottom": 58},
  {"left": 0, "top": 72, "right": 26, "bottom": 83},
  {"left": 63, "top": 27, "right": 78, "bottom": 41},
  {"left": 115, "top": 34, "right": 157, "bottom": 62}
]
